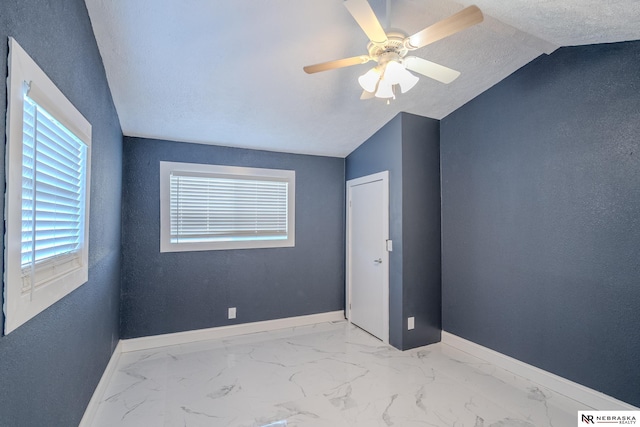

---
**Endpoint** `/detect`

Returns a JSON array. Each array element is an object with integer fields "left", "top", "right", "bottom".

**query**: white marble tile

[{"left": 91, "top": 321, "right": 586, "bottom": 426}]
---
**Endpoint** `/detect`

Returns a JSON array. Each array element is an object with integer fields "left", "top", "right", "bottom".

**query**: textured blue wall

[
  {"left": 121, "top": 137, "right": 345, "bottom": 338},
  {"left": 401, "top": 113, "right": 441, "bottom": 349},
  {"left": 441, "top": 41, "right": 640, "bottom": 406},
  {"left": 0, "top": 1, "right": 123, "bottom": 425}
]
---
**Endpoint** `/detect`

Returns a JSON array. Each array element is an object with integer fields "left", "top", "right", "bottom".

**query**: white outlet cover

[
  {"left": 228, "top": 307, "right": 236, "bottom": 319},
  {"left": 408, "top": 317, "right": 415, "bottom": 330}
]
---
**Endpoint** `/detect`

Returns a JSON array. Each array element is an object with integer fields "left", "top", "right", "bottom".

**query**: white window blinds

[
  {"left": 21, "top": 94, "right": 88, "bottom": 294},
  {"left": 4, "top": 37, "right": 92, "bottom": 334},
  {"left": 169, "top": 172, "right": 289, "bottom": 243},
  {"left": 160, "top": 162, "right": 295, "bottom": 252}
]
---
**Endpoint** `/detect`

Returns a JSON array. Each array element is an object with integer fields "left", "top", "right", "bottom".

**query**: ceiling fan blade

[
  {"left": 406, "top": 5, "right": 483, "bottom": 50},
  {"left": 404, "top": 56, "right": 460, "bottom": 84},
  {"left": 344, "top": 0, "right": 388, "bottom": 44},
  {"left": 303, "top": 55, "right": 371, "bottom": 74},
  {"left": 360, "top": 90, "right": 375, "bottom": 100}
]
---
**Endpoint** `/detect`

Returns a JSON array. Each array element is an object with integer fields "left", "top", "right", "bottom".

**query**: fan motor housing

[{"left": 366, "top": 31, "right": 409, "bottom": 64}]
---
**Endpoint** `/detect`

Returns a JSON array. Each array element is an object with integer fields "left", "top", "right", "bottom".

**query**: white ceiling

[{"left": 85, "top": 0, "right": 640, "bottom": 158}]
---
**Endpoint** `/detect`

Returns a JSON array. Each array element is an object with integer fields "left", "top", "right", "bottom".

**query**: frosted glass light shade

[
  {"left": 397, "top": 70, "right": 419, "bottom": 93},
  {"left": 358, "top": 67, "right": 381, "bottom": 93},
  {"left": 385, "top": 60, "right": 419, "bottom": 93},
  {"left": 383, "top": 61, "right": 404, "bottom": 84},
  {"left": 375, "top": 79, "right": 394, "bottom": 99},
  {"left": 360, "top": 60, "right": 419, "bottom": 100}
]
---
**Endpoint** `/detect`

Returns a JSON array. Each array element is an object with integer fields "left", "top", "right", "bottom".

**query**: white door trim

[{"left": 346, "top": 171, "right": 390, "bottom": 343}]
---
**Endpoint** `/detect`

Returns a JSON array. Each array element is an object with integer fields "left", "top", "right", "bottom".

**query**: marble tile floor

[{"left": 91, "top": 321, "right": 590, "bottom": 427}]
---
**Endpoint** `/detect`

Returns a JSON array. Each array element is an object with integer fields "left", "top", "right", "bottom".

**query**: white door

[{"left": 347, "top": 171, "right": 389, "bottom": 342}]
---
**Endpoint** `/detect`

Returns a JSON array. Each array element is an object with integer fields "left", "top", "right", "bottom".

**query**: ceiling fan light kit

[{"left": 303, "top": 0, "right": 484, "bottom": 101}]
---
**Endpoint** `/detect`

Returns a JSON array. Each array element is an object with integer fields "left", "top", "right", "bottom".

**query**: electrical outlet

[
  {"left": 408, "top": 316, "right": 415, "bottom": 330},
  {"left": 228, "top": 307, "right": 236, "bottom": 319}
]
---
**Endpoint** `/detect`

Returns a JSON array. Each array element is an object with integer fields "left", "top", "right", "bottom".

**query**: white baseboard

[
  {"left": 441, "top": 331, "right": 638, "bottom": 411},
  {"left": 121, "top": 310, "right": 346, "bottom": 353},
  {"left": 78, "top": 340, "right": 123, "bottom": 427}
]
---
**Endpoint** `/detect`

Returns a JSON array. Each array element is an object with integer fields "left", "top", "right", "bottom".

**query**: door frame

[{"left": 346, "top": 170, "right": 390, "bottom": 343}]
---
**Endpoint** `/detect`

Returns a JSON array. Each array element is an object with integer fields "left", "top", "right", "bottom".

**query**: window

[
  {"left": 4, "top": 38, "right": 91, "bottom": 334},
  {"left": 160, "top": 161, "right": 295, "bottom": 252}
]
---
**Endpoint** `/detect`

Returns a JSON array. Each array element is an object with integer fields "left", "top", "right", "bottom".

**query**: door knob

[{"left": 374, "top": 258, "right": 382, "bottom": 264}]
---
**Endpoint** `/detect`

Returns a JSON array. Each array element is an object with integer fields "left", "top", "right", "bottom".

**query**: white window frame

[
  {"left": 4, "top": 38, "right": 92, "bottom": 334},
  {"left": 160, "top": 161, "right": 295, "bottom": 252}
]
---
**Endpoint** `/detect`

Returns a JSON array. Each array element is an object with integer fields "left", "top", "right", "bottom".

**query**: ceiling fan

[{"left": 303, "top": 0, "right": 484, "bottom": 100}]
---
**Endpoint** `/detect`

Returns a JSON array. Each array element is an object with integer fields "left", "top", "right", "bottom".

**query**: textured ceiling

[{"left": 85, "top": 0, "right": 640, "bottom": 157}]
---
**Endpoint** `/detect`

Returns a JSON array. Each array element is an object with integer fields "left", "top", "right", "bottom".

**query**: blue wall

[
  {"left": 346, "top": 113, "right": 441, "bottom": 350},
  {"left": 0, "top": 1, "right": 123, "bottom": 425},
  {"left": 120, "top": 137, "right": 345, "bottom": 338},
  {"left": 401, "top": 113, "right": 441, "bottom": 349},
  {"left": 441, "top": 40, "right": 640, "bottom": 406}
]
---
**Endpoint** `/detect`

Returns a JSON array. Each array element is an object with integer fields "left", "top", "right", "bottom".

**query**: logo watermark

[{"left": 579, "top": 411, "right": 639, "bottom": 425}]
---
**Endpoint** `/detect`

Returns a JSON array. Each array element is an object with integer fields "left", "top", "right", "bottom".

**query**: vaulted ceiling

[{"left": 85, "top": 0, "right": 640, "bottom": 157}]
